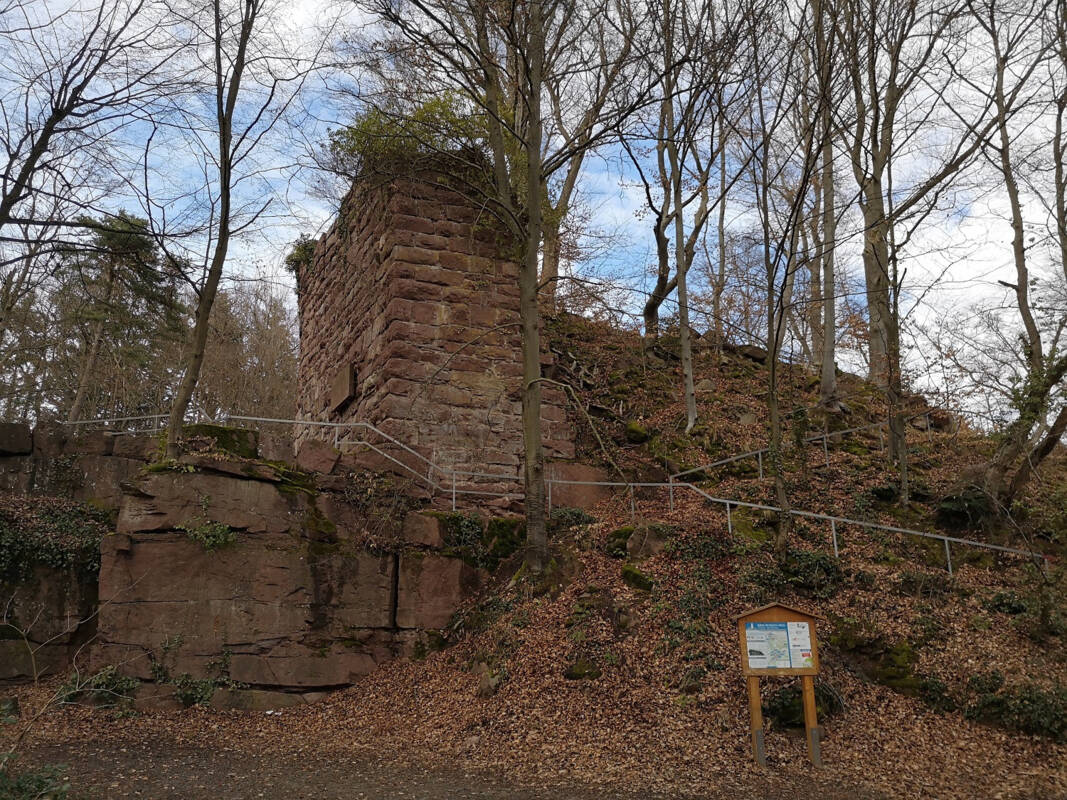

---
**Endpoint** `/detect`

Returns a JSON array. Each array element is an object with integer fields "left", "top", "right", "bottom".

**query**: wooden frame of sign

[{"left": 736, "top": 603, "right": 824, "bottom": 767}]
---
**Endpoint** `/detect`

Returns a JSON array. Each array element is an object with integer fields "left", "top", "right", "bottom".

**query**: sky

[{"left": 72, "top": 0, "right": 1058, "bottom": 424}]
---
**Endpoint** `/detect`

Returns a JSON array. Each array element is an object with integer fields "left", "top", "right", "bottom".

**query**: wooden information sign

[{"left": 736, "top": 602, "right": 824, "bottom": 767}]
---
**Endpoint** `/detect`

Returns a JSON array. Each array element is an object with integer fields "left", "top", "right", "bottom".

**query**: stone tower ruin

[{"left": 295, "top": 176, "right": 574, "bottom": 484}]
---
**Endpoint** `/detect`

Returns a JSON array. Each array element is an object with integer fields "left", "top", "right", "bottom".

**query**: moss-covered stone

[
  {"left": 547, "top": 507, "right": 596, "bottom": 535},
  {"left": 182, "top": 424, "right": 258, "bottom": 459},
  {"left": 936, "top": 487, "right": 991, "bottom": 530},
  {"left": 605, "top": 526, "right": 633, "bottom": 558},
  {"left": 563, "top": 657, "right": 602, "bottom": 680},
  {"left": 624, "top": 421, "right": 651, "bottom": 444},
  {"left": 871, "top": 640, "right": 922, "bottom": 694},
  {"left": 621, "top": 563, "right": 653, "bottom": 592},
  {"left": 484, "top": 516, "right": 524, "bottom": 570},
  {"left": 731, "top": 509, "right": 769, "bottom": 543}
]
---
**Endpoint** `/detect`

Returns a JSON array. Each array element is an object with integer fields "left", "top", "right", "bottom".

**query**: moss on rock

[
  {"left": 621, "top": 563, "right": 653, "bottom": 592},
  {"left": 605, "top": 526, "right": 633, "bottom": 559},
  {"left": 182, "top": 424, "right": 259, "bottom": 459},
  {"left": 624, "top": 421, "right": 651, "bottom": 444},
  {"left": 563, "top": 657, "right": 602, "bottom": 680}
]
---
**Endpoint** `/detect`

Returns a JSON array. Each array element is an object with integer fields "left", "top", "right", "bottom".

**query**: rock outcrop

[{"left": 92, "top": 460, "right": 486, "bottom": 695}]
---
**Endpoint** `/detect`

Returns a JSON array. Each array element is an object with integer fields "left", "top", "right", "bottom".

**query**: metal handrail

[
  {"left": 671, "top": 411, "right": 935, "bottom": 480},
  {"left": 544, "top": 476, "right": 1048, "bottom": 575},
  {"left": 64, "top": 413, "right": 1046, "bottom": 573},
  {"left": 62, "top": 413, "right": 521, "bottom": 487}
]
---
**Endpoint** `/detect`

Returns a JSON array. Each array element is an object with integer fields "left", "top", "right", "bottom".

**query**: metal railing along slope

[{"left": 65, "top": 414, "right": 1047, "bottom": 576}]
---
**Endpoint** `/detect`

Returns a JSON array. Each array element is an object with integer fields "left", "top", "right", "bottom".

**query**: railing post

[
  {"left": 451, "top": 472, "right": 456, "bottom": 511},
  {"left": 668, "top": 476, "right": 674, "bottom": 512},
  {"left": 926, "top": 412, "right": 932, "bottom": 442},
  {"left": 757, "top": 451, "right": 763, "bottom": 480},
  {"left": 831, "top": 519, "right": 838, "bottom": 559},
  {"left": 944, "top": 539, "right": 953, "bottom": 575},
  {"left": 823, "top": 435, "right": 829, "bottom": 467},
  {"left": 726, "top": 502, "right": 733, "bottom": 536}
]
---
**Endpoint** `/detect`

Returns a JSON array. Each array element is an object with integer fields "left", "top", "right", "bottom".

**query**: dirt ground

[{"left": 22, "top": 739, "right": 882, "bottom": 800}]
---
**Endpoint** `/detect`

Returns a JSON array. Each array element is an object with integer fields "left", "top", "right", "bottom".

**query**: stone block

[
  {"left": 32, "top": 424, "right": 67, "bottom": 458},
  {"left": 396, "top": 553, "right": 484, "bottom": 630},
  {"left": 0, "top": 456, "right": 31, "bottom": 493},
  {"left": 71, "top": 455, "right": 143, "bottom": 510},
  {"left": 401, "top": 512, "right": 445, "bottom": 548},
  {"left": 258, "top": 432, "right": 294, "bottom": 463},
  {"left": 113, "top": 434, "right": 159, "bottom": 461},
  {"left": 295, "top": 438, "right": 341, "bottom": 474},
  {"left": 64, "top": 431, "right": 113, "bottom": 456},
  {"left": 117, "top": 472, "right": 302, "bottom": 534}
]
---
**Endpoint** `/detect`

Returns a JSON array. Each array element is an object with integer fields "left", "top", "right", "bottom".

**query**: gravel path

[{"left": 23, "top": 741, "right": 881, "bottom": 800}]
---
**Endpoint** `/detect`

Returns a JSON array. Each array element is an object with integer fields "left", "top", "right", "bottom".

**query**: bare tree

[
  {"left": 0, "top": 0, "right": 170, "bottom": 236},
  {"left": 812, "top": 0, "right": 840, "bottom": 407},
  {"left": 739, "top": 0, "right": 826, "bottom": 552},
  {"left": 354, "top": 0, "right": 657, "bottom": 572},
  {"left": 621, "top": 0, "right": 750, "bottom": 432},
  {"left": 967, "top": 0, "right": 1066, "bottom": 502},
  {"left": 162, "top": 0, "right": 326, "bottom": 457},
  {"left": 831, "top": 0, "right": 1045, "bottom": 498}
]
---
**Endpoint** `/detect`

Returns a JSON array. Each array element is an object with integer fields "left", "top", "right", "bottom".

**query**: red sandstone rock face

[
  {"left": 396, "top": 553, "right": 485, "bottom": 630},
  {"left": 118, "top": 471, "right": 300, "bottom": 535},
  {"left": 93, "top": 467, "right": 484, "bottom": 693},
  {"left": 401, "top": 511, "right": 445, "bottom": 548},
  {"left": 0, "top": 428, "right": 154, "bottom": 510},
  {"left": 295, "top": 177, "right": 576, "bottom": 492},
  {"left": 0, "top": 566, "right": 96, "bottom": 682},
  {"left": 95, "top": 530, "right": 397, "bottom": 686}
]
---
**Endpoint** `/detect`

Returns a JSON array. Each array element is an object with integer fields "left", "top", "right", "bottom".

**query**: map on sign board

[{"left": 745, "top": 621, "right": 813, "bottom": 670}]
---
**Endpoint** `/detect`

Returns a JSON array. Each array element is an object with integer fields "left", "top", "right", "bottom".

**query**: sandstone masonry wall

[{"left": 296, "top": 177, "right": 574, "bottom": 483}]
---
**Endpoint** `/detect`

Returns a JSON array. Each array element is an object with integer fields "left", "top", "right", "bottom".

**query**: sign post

[{"left": 736, "top": 602, "right": 824, "bottom": 767}]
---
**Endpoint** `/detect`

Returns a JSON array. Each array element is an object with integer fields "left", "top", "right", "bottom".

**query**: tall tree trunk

[
  {"left": 859, "top": 191, "right": 891, "bottom": 388},
  {"left": 68, "top": 260, "right": 116, "bottom": 422},
  {"left": 768, "top": 277, "right": 793, "bottom": 553},
  {"left": 165, "top": 0, "right": 254, "bottom": 458},
  {"left": 980, "top": 48, "right": 1057, "bottom": 500},
  {"left": 166, "top": 229, "right": 229, "bottom": 457},
  {"left": 816, "top": 0, "right": 838, "bottom": 406},
  {"left": 1007, "top": 403, "right": 1067, "bottom": 502},
  {"left": 642, "top": 222, "right": 673, "bottom": 345},
  {"left": 670, "top": 141, "right": 697, "bottom": 433},
  {"left": 540, "top": 216, "right": 562, "bottom": 312},
  {"left": 713, "top": 143, "right": 728, "bottom": 357},
  {"left": 887, "top": 248, "right": 909, "bottom": 501},
  {"left": 521, "top": 0, "right": 548, "bottom": 575}
]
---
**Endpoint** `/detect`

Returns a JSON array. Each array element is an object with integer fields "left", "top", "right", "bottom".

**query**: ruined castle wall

[{"left": 296, "top": 177, "right": 574, "bottom": 482}]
